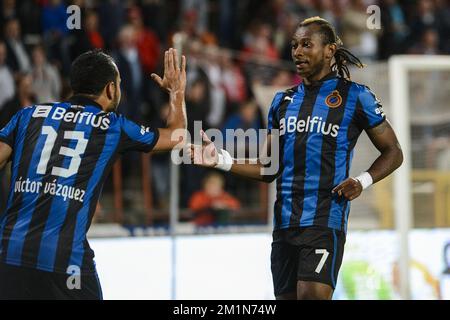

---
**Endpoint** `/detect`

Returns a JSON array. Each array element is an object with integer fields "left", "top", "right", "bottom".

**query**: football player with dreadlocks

[{"left": 190, "top": 17, "right": 403, "bottom": 300}]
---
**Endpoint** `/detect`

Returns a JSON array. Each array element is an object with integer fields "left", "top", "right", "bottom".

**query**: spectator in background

[
  {"left": 222, "top": 99, "right": 263, "bottom": 159},
  {"left": 341, "top": 0, "right": 379, "bottom": 61},
  {"left": 218, "top": 0, "right": 239, "bottom": 48},
  {"left": 221, "top": 100, "right": 264, "bottom": 206},
  {"left": 15, "top": 0, "right": 42, "bottom": 39},
  {"left": 71, "top": 10, "right": 105, "bottom": 61},
  {"left": 317, "top": 0, "right": 339, "bottom": 30},
  {"left": 41, "top": 0, "right": 71, "bottom": 73},
  {"left": 435, "top": 0, "right": 450, "bottom": 53},
  {"left": 148, "top": 100, "right": 171, "bottom": 210},
  {"left": 0, "top": 0, "right": 17, "bottom": 35},
  {"left": 184, "top": 40, "right": 211, "bottom": 132},
  {"left": 183, "top": 40, "right": 217, "bottom": 128},
  {"left": 4, "top": 18, "right": 31, "bottom": 74},
  {"left": 242, "top": 23, "right": 279, "bottom": 61},
  {"left": 0, "top": 73, "right": 35, "bottom": 130},
  {"left": 41, "top": 0, "right": 68, "bottom": 37},
  {"left": 113, "top": 25, "right": 143, "bottom": 122},
  {"left": 180, "top": 74, "right": 211, "bottom": 207},
  {"left": 185, "top": 39, "right": 207, "bottom": 86},
  {"left": 139, "top": 0, "right": 168, "bottom": 41},
  {"left": 128, "top": 5, "right": 160, "bottom": 76},
  {"left": 2, "top": 0, "right": 41, "bottom": 36},
  {"left": 186, "top": 76, "right": 211, "bottom": 140},
  {"left": 271, "top": 69, "right": 297, "bottom": 87},
  {"left": 113, "top": 25, "right": 145, "bottom": 191},
  {"left": 128, "top": 5, "right": 162, "bottom": 117},
  {"left": 378, "top": 0, "right": 409, "bottom": 60},
  {"left": 181, "top": 0, "right": 209, "bottom": 36},
  {"left": 98, "top": 0, "right": 125, "bottom": 50},
  {"left": 286, "top": 0, "right": 318, "bottom": 21},
  {"left": 189, "top": 173, "right": 241, "bottom": 227},
  {"left": 0, "top": 41, "right": 15, "bottom": 111},
  {"left": 202, "top": 45, "right": 227, "bottom": 127},
  {"left": 278, "top": 11, "right": 303, "bottom": 61},
  {"left": 220, "top": 48, "right": 247, "bottom": 115},
  {"left": 408, "top": 27, "right": 441, "bottom": 55},
  {"left": 242, "top": 23, "right": 280, "bottom": 85},
  {"left": 178, "top": 9, "right": 217, "bottom": 46},
  {"left": 31, "top": 44, "right": 61, "bottom": 103},
  {"left": 408, "top": 0, "right": 441, "bottom": 50}
]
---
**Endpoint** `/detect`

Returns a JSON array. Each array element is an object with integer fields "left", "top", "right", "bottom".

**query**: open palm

[
  {"left": 151, "top": 48, "right": 186, "bottom": 93},
  {"left": 189, "top": 130, "right": 219, "bottom": 167}
]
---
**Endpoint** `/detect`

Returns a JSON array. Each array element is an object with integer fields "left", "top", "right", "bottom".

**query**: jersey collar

[
  {"left": 67, "top": 95, "right": 104, "bottom": 110},
  {"left": 301, "top": 71, "right": 338, "bottom": 89}
]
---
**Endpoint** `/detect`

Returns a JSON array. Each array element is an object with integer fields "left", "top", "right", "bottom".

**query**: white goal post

[{"left": 389, "top": 55, "right": 450, "bottom": 300}]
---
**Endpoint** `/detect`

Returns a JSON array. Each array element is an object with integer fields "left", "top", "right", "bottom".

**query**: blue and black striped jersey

[
  {"left": 0, "top": 96, "right": 159, "bottom": 274},
  {"left": 268, "top": 72, "right": 385, "bottom": 233}
]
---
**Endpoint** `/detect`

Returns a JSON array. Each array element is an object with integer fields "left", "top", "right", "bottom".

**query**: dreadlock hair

[{"left": 298, "top": 16, "right": 365, "bottom": 80}]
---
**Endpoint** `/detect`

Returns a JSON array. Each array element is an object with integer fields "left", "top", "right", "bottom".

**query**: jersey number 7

[{"left": 315, "top": 249, "right": 330, "bottom": 274}]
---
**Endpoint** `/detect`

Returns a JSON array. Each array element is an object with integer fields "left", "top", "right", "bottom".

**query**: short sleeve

[
  {"left": 0, "top": 109, "right": 22, "bottom": 148},
  {"left": 119, "top": 116, "right": 160, "bottom": 153},
  {"left": 267, "top": 92, "right": 284, "bottom": 133},
  {"left": 355, "top": 86, "right": 386, "bottom": 131}
]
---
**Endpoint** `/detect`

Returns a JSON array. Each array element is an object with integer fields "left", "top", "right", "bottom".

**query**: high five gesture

[{"left": 151, "top": 48, "right": 188, "bottom": 151}]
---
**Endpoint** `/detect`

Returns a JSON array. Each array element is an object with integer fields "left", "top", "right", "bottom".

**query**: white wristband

[
  {"left": 355, "top": 172, "right": 373, "bottom": 190},
  {"left": 215, "top": 149, "right": 233, "bottom": 172}
]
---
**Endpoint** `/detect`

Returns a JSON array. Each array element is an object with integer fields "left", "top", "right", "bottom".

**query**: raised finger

[
  {"left": 180, "top": 55, "right": 186, "bottom": 73},
  {"left": 173, "top": 49, "right": 179, "bottom": 70},
  {"left": 168, "top": 48, "right": 174, "bottom": 72},
  {"left": 150, "top": 73, "right": 163, "bottom": 87},
  {"left": 200, "top": 130, "right": 212, "bottom": 144},
  {"left": 194, "top": 145, "right": 204, "bottom": 164},
  {"left": 164, "top": 50, "right": 169, "bottom": 74}
]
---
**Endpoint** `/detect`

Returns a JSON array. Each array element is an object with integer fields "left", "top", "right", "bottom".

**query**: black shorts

[
  {"left": 0, "top": 262, "right": 103, "bottom": 300},
  {"left": 271, "top": 226, "right": 346, "bottom": 297}
]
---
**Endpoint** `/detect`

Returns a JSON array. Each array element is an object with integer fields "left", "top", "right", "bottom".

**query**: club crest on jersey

[{"left": 325, "top": 90, "right": 342, "bottom": 108}]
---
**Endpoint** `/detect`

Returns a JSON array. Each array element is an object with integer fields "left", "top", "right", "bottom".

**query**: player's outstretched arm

[
  {"left": 188, "top": 130, "right": 279, "bottom": 183},
  {"left": 332, "top": 120, "right": 403, "bottom": 201},
  {"left": 0, "top": 142, "right": 12, "bottom": 170},
  {"left": 150, "top": 48, "right": 187, "bottom": 152}
]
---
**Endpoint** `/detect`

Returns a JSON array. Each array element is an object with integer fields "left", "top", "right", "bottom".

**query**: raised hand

[
  {"left": 151, "top": 48, "right": 186, "bottom": 94},
  {"left": 188, "top": 130, "right": 219, "bottom": 167}
]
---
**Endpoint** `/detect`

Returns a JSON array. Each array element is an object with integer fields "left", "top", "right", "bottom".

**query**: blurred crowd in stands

[{"left": 0, "top": 0, "right": 449, "bottom": 225}]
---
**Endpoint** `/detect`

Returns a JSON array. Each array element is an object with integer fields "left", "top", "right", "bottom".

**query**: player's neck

[
  {"left": 303, "top": 66, "right": 333, "bottom": 86},
  {"left": 74, "top": 93, "right": 109, "bottom": 112},
  {"left": 94, "top": 95, "right": 112, "bottom": 112}
]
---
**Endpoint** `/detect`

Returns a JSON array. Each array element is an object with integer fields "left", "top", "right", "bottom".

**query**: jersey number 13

[{"left": 37, "top": 126, "right": 88, "bottom": 178}]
